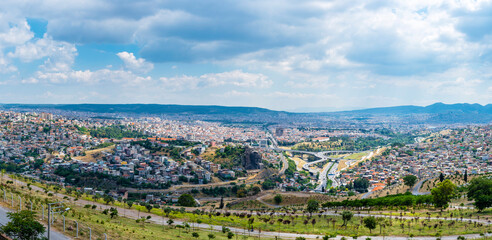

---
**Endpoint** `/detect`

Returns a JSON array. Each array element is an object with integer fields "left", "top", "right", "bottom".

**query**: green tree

[
  {"left": 219, "top": 197, "right": 224, "bottom": 209},
  {"left": 431, "top": 179, "right": 456, "bottom": 210},
  {"left": 227, "top": 232, "right": 234, "bottom": 239},
  {"left": 178, "top": 194, "right": 197, "bottom": 207},
  {"left": 403, "top": 175, "right": 417, "bottom": 188},
  {"left": 103, "top": 195, "right": 114, "bottom": 205},
  {"left": 363, "top": 216, "right": 377, "bottom": 234},
  {"left": 274, "top": 194, "right": 283, "bottom": 205},
  {"left": 341, "top": 211, "right": 353, "bottom": 227},
  {"left": 145, "top": 204, "right": 153, "bottom": 212},
  {"left": 464, "top": 170, "right": 468, "bottom": 183},
  {"left": 167, "top": 219, "right": 174, "bottom": 226},
  {"left": 467, "top": 177, "right": 492, "bottom": 212},
  {"left": 1, "top": 210, "right": 45, "bottom": 240},
  {"left": 376, "top": 217, "right": 387, "bottom": 235},
  {"left": 306, "top": 199, "right": 319, "bottom": 217},
  {"left": 439, "top": 172, "right": 444, "bottom": 182},
  {"left": 208, "top": 233, "right": 215, "bottom": 240},
  {"left": 192, "top": 232, "right": 199, "bottom": 238},
  {"left": 353, "top": 178, "right": 369, "bottom": 192},
  {"left": 163, "top": 207, "right": 172, "bottom": 217},
  {"left": 109, "top": 207, "right": 118, "bottom": 218}
]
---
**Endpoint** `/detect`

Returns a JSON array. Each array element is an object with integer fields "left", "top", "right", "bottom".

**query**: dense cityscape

[{"left": 1, "top": 0, "right": 492, "bottom": 239}]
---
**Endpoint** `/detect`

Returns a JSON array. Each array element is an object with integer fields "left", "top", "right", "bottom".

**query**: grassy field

[
  {"left": 162, "top": 209, "right": 490, "bottom": 237},
  {"left": 0, "top": 181, "right": 270, "bottom": 240},
  {"left": 73, "top": 145, "right": 115, "bottom": 163},
  {"left": 261, "top": 193, "right": 336, "bottom": 207},
  {"left": 344, "top": 152, "right": 368, "bottom": 160},
  {"left": 4, "top": 175, "right": 492, "bottom": 238},
  {"left": 421, "top": 174, "right": 490, "bottom": 192}
]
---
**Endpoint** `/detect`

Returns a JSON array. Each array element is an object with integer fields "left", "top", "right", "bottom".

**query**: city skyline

[{"left": 1, "top": 1, "right": 492, "bottom": 111}]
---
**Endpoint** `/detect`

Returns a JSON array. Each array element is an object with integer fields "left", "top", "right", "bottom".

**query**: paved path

[
  {"left": 0, "top": 205, "right": 70, "bottom": 240},
  {"left": 412, "top": 178, "right": 432, "bottom": 195}
]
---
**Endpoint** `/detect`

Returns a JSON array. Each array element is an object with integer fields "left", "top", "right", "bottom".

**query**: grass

[
  {"left": 228, "top": 200, "right": 270, "bottom": 210},
  {"left": 344, "top": 152, "right": 368, "bottom": 160},
  {"left": 5, "top": 175, "right": 492, "bottom": 238},
  {"left": 73, "top": 145, "right": 115, "bottom": 163},
  {"left": 0, "top": 182, "right": 271, "bottom": 240},
  {"left": 163, "top": 210, "right": 490, "bottom": 237}
]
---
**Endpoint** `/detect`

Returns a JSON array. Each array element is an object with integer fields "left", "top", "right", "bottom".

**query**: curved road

[{"left": 412, "top": 177, "right": 432, "bottom": 195}]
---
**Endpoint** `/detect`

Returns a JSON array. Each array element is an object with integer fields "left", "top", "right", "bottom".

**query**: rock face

[{"left": 241, "top": 147, "right": 262, "bottom": 170}]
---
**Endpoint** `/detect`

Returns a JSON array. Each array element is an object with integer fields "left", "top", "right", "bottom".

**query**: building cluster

[
  {"left": 337, "top": 126, "right": 492, "bottom": 195},
  {"left": 124, "top": 118, "right": 267, "bottom": 143},
  {"left": 0, "top": 111, "right": 263, "bottom": 190},
  {"left": 272, "top": 127, "right": 387, "bottom": 144}
]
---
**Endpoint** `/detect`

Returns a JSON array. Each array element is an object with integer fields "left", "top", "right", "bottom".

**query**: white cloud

[
  {"left": 116, "top": 51, "right": 154, "bottom": 74},
  {"left": 160, "top": 70, "right": 272, "bottom": 91},
  {"left": 26, "top": 69, "right": 151, "bottom": 85},
  {"left": 8, "top": 35, "right": 77, "bottom": 73},
  {"left": 0, "top": 18, "right": 33, "bottom": 47}
]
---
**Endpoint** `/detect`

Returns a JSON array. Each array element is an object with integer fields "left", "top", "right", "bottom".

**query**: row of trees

[{"left": 322, "top": 193, "right": 433, "bottom": 208}]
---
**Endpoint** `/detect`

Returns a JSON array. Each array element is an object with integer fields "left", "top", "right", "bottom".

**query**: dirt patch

[{"left": 75, "top": 145, "right": 115, "bottom": 163}]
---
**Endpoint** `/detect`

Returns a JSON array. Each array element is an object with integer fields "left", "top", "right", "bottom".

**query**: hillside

[
  {"left": 0, "top": 103, "right": 285, "bottom": 115},
  {"left": 2, "top": 102, "right": 492, "bottom": 124}
]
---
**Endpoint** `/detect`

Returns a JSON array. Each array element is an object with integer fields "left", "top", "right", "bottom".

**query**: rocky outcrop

[{"left": 241, "top": 147, "right": 262, "bottom": 170}]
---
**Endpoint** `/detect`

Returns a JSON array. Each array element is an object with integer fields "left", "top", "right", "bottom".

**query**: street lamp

[{"left": 47, "top": 202, "right": 70, "bottom": 240}]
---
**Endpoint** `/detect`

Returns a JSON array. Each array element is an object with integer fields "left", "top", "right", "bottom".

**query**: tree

[
  {"left": 467, "top": 177, "right": 492, "bottom": 212},
  {"left": 306, "top": 199, "right": 319, "bottom": 217},
  {"left": 1, "top": 169, "right": 5, "bottom": 183},
  {"left": 192, "top": 232, "right": 199, "bottom": 239},
  {"left": 145, "top": 204, "right": 153, "bottom": 213},
  {"left": 167, "top": 219, "right": 174, "bottom": 226},
  {"left": 103, "top": 195, "right": 114, "bottom": 205},
  {"left": 178, "top": 194, "right": 196, "bottom": 207},
  {"left": 439, "top": 172, "right": 444, "bottom": 182},
  {"left": 109, "top": 207, "right": 118, "bottom": 218},
  {"left": 163, "top": 207, "right": 172, "bottom": 217},
  {"left": 376, "top": 217, "right": 387, "bottom": 235},
  {"left": 363, "top": 216, "right": 376, "bottom": 234},
  {"left": 208, "top": 233, "right": 215, "bottom": 240},
  {"left": 274, "top": 194, "right": 283, "bottom": 205},
  {"left": 341, "top": 211, "right": 353, "bottom": 227},
  {"left": 403, "top": 175, "right": 417, "bottom": 188},
  {"left": 1, "top": 210, "right": 45, "bottom": 240},
  {"left": 227, "top": 232, "right": 234, "bottom": 239},
  {"left": 464, "top": 170, "right": 468, "bottom": 183},
  {"left": 353, "top": 178, "right": 369, "bottom": 192},
  {"left": 431, "top": 179, "right": 456, "bottom": 210},
  {"left": 219, "top": 197, "right": 224, "bottom": 209}
]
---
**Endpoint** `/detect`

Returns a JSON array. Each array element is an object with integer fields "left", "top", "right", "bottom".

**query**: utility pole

[
  {"left": 75, "top": 221, "right": 79, "bottom": 238},
  {"left": 48, "top": 202, "right": 70, "bottom": 240},
  {"left": 48, "top": 204, "right": 51, "bottom": 240}
]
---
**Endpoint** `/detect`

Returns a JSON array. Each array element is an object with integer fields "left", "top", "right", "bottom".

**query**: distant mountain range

[
  {"left": 0, "top": 104, "right": 285, "bottom": 115},
  {"left": 337, "top": 102, "right": 492, "bottom": 115},
  {"left": 1, "top": 102, "right": 491, "bottom": 124}
]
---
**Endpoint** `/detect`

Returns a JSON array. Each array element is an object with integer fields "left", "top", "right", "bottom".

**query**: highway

[{"left": 271, "top": 145, "right": 363, "bottom": 192}]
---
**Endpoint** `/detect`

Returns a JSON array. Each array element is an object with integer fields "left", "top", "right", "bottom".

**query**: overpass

[
  {"left": 271, "top": 148, "right": 359, "bottom": 157},
  {"left": 266, "top": 133, "right": 367, "bottom": 193}
]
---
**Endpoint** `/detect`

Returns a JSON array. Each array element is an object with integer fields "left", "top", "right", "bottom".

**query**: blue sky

[{"left": 0, "top": 0, "right": 491, "bottom": 111}]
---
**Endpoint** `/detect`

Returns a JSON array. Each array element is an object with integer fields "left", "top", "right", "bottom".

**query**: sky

[{"left": 0, "top": 0, "right": 492, "bottom": 112}]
